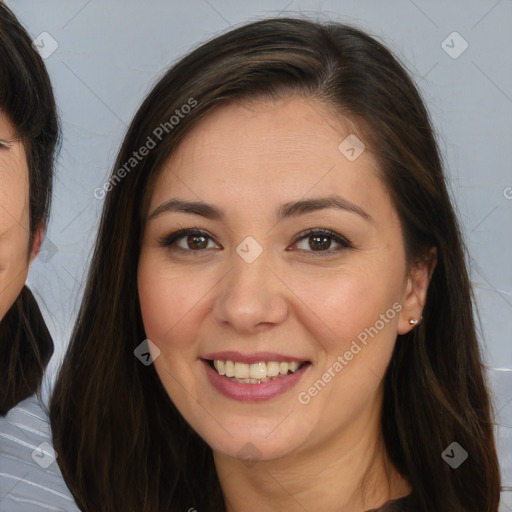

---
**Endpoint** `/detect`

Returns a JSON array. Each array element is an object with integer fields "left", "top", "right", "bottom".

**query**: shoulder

[{"left": 0, "top": 395, "right": 80, "bottom": 512}]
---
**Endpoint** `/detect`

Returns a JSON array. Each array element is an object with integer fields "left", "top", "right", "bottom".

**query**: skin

[
  {"left": 137, "top": 96, "right": 436, "bottom": 511},
  {"left": 0, "top": 112, "right": 42, "bottom": 322}
]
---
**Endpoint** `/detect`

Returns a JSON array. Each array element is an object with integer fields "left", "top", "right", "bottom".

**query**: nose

[{"left": 212, "top": 250, "right": 289, "bottom": 334}]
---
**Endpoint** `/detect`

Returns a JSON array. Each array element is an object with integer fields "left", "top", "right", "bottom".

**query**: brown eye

[
  {"left": 159, "top": 228, "right": 220, "bottom": 252},
  {"left": 308, "top": 235, "right": 332, "bottom": 251},
  {"left": 291, "top": 228, "right": 353, "bottom": 255},
  {"left": 185, "top": 234, "right": 209, "bottom": 250}
]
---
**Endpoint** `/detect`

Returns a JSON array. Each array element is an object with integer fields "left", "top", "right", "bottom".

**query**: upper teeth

[{"left": 213, "top": 360, "right": 301, "bottom": 379}]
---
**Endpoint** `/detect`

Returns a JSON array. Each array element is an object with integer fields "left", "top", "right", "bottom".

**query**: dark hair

[
  {"left": 50, "top": 17, "right": 500, "bottom": 511},
  {"left": 0, "top": 3, "right": 59, "bottom": 414}
]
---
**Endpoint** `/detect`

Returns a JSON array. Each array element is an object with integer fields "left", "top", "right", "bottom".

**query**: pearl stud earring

[{"left": 409, "top": 318, "right": 418, "bottom": 325}]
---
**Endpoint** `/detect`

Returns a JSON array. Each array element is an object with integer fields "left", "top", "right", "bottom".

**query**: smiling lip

[{"left": 201, "top": 353, "right": 310, "bottom": 402}]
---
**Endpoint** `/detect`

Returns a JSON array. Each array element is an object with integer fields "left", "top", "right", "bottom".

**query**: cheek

[
  {"left": 289, "top": 260, "right": 403, "bottom": 351},
  {"left": 294, "top": 269, "right": 402, "bottom": 422},
  {"left": 0, "top": 164, "right": 31, "bottom": 256},
  {"left": 0, "top": 185, "right": 31, "bottom": 320},
  {"left": 137, "top": 253, "right": 209, "bottom": 351},
  {"left": 0, "top": 151, "right": 30, "bottom": 215},
  {"left": 0, "top": 228, "right": 30, "bottom": 321},
  {"left": 0, "top": 202, "right": 31, "bottom": 276}
]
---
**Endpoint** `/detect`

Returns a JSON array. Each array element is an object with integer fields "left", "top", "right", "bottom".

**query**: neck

[{"left": 214, "top": 402, "right": 410, "bottom": 512}]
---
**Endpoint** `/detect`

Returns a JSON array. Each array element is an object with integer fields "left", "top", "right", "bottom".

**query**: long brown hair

[
  {"left": 0, "top": 3, "right": 59, "bottom": 415},
  {"left": 50, "top": 17, "right": 500, "bottom": 511}
]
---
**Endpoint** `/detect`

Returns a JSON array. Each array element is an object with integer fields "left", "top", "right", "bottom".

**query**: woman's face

[
  {"left": 138, "top": 96, "right": 428, "bottom": 462},
  {"left": 0, "top": 113, "right": 31, "bottom": 321}
]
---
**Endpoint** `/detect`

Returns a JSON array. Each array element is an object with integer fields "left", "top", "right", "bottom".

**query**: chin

[{"left": 194, "top": 411, "right": 315, "bottom": 464}]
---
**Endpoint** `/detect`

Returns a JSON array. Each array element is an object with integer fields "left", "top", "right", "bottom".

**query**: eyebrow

[
  {"left": 148, "top": 195, "right": 372, "bottom": 222},
  {"left": 277, "top": 196, "right": 371, "bottom": 222}
]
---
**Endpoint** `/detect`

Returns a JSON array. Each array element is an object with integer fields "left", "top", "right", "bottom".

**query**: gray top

[{"left": 0, "top": 395, "right": 80, "bottom": 511}]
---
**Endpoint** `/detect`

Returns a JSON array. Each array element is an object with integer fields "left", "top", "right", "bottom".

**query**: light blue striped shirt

[{"left": 0, "top": 395, "right": 80, "bottom": 511}]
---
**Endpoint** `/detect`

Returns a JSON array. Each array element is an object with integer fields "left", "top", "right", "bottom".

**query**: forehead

[{"left": 149, "top": 96, "right": 388, "bottom": 219}]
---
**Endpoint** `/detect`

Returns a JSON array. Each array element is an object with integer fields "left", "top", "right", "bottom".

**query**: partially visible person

[{"left": 0, "top": 3, "right": 79, "bottom": 510}]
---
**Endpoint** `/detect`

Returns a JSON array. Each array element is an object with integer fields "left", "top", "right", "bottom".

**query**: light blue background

[{"left": 7, "top": 0, "right": 512, "bottom": 506}]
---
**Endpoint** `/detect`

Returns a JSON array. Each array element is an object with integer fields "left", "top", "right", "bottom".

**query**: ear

[
  {"left": 29, "top": 223, "right": 45, "bottom": 264},
  {"left": 397, "top": 247, "right": 437, "bottom": 335}
]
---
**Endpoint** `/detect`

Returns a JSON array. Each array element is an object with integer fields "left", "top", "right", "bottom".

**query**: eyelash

[{"left": 158, "top": 227, "right": 354, "bottom": 257}]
